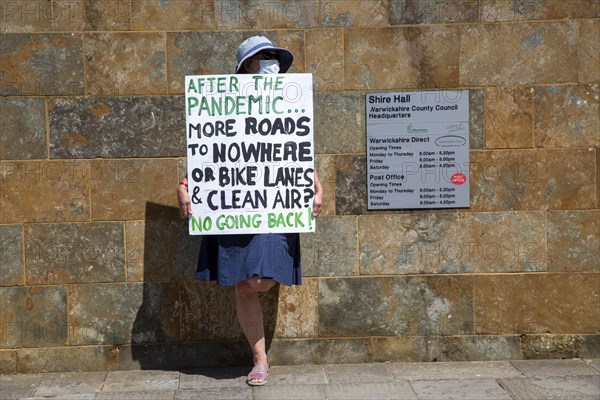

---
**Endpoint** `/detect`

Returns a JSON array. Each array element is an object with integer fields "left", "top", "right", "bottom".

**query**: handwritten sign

[{"left": 185, "top": 74, "right": 315, "bottom": 235}]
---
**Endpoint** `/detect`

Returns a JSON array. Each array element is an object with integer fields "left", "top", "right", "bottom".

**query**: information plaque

[{"left": 366, "top": 90, "right": 470, "bottom": 210}]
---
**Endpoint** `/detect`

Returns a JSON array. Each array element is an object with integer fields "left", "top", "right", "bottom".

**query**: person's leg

[{"left": 234, "top": 277, "right": 276, "bottom": 368}]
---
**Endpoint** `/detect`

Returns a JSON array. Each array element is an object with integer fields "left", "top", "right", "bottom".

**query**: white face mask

[{"left": 258, "top": 59, "right": 280, "bottom": 74}]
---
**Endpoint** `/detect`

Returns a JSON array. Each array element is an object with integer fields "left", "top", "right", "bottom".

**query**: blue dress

[{"left": 195, "top": 233, "right": 301, "bottom": 286}]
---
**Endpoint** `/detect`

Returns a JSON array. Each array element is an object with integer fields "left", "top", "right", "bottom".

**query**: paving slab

[
  {"left": 497, "top": 378, "right": 547, "bottom": 400},
  {"left": 102, "top": 370, "right": 180, "bottom": 392},
  {"left": 175, "top": 387, "right": 253, "bottom": 400},
  {"left": 389, "top": 361, "right": 521, "bottom": 381},
  {"left": 410, "top": 379, "right": 512, "bottom": 400},
  {"left": 323, "top": 363, "right": 395, "bottom": 384},
  {"left": 0, "top": 374, "right": 43, "bottom": 400},
  {"left": 97, "top": 390, "right": 176, "bottom": 399},
  {"left": 586, "top": 359, "right": 600, "bottom": 373},
  {"left": 511, "top": 359, "right": 599, "bottom": 377},
  {"left": 517, "top": 376, "right": 600, "bottom": 400},
  {"left": 19, "top": 395, "right": 96, "bottom": 400},
  {"left": 324, "top": 381, "right": 417, "bottom": 400},
  {"left": 34, "top": 371, "right": 106, "bottom": 396},
  {"left": 179, "top": 367, "right": 247, "bottom": 388},
  {"left": 268, "top": 364, "right": 328, "bottom": 385},
  {"left": 253, "top": 383, "right": 326, "bottom": 400}
]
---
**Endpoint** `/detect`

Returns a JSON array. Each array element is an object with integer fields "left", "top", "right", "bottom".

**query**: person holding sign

[{"left": 177, "top": 36, "right": 323, "bottom": 386}]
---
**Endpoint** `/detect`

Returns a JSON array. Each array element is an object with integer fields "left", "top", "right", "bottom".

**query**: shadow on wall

[{"left": 130, "top": 202, "right": 279, "bottom": 370}]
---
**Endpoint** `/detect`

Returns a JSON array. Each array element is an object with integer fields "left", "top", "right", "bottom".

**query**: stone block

[
  {"left": 481, "top": 0, "right": 600, "bottom": 22},
  {"left": 0, "top": 98, "right": 47, "bottom": 160},
  {"left": 474, "top": 273, "right": 600, "bottom": 335},
  {"left": 321, "top": 0, "right": 388, "bottom": 27},
  {"left": 131, "top": 0, "right": 215, "bottom": 31},
  {"left": 178, "top": 157, "right": 187, "bottom": 179},
  {"left": 461, "top": 22, "right": 578, "bottom": 85},
  {"left": 167, "top": 30, "right": 304, "bottom": 95},
  {"left": 24, "top": 222, "right": 124, "bottom": 284},
  {"left": 426, "top": 336, "right": 522, "bottom": 361},
  {"left": 179, "top": 281, "right": 243, "bottom": 342},
  {"left": 0, "top": 286, "right": 68, "bottom": 348},
  {"left": 365, "top": 337, "right": 428, "bottom": 363},
  {"left": 182, "top": 279, "right": 318, "bottom": 341},
  {"left": 216, "top": 0, "right": 320, "bottom": 29},
  {"left": 470, "top": 148, "right": 596, "bottom": 211},
  {"left": 314, "top": 92, "right": 365, "bottom": 154},
  {"left": 547, "top": 210, "right": 599, "bottom": 272},
  {"left": 359, "top": 213, "right": 459, "bottom": 275},
  {"left": 274, "top": 278, "right": 318, "bottom": 338},
  {"left": 390, "top": 0, "right": 478, "bottom": 25},
  {"left": 125, "top": 219, "right": 200, "bottom": 282},
  {"left": 359, "top": 212, "right": 546, "bottom": 275},
  {"left": 0, "top": 350, "right": 17, "bottom": 373},
  {"left": 0, "top": 225, "right": 23, "bottom": 286},
  {"left": 53, "top": 0, "right": 131, "bottom": 31},
  {"left": 85, "top": 33, "right": 167, "bottom": 96},
  {"left": 15, "top": 345, "right": 118, "bottom": 373},
  {"left": 335, "top": 155, "right": 367, "bottom": 215},
  {"left": 534, "top": 84, "right": 599, "bottom": 148},
  {"left": 579, "top": 20, "right": 600, "bottom": 83},
  {"left": 48, "top": 96, "right": 184, "bottom": 158},
  {"left": 460, "top": 212, "right": 546, "bottom": 273},
  {"left": 469, "top": 89, "right": 485, "bottom": 149},
  {"left": 0, "top": 161, "right": 90, "bottom": 223},
  {"left": 345, "top": 26, "right": 460, "bottom": 90},
  {"left": 268, "top": 338, "right": 367, "bottom": 364},
  {"left": 301, "top": 216, "right": 357, "bottom": 277},
  {"left": 1, "top": 33, "right": 84, "bottom": 96},
  {"left": 314, "top": 155, "right": 336, "bottom": 217},
  {"left": 485, "top": 86, "right": 534, "bottom": 149},
  {"left": 305, "top": 29, "right": 343, "bottom": 91},
  {"left": 68, "top": 283, "right": 180, "bottom": 345},
  {"left": 319, "top": 276, "right": 473, "bottom": 337},
  {"left": 0, "top": 0, "right": 53, "bottom": 32},
  {"left": 90, "top": 159, "right": 179, "bottom": 221},
  {"left": 410, "top": 379, "right": 511, "bottom": 399},
  {"left": 520, "top": 334, "right": 582, "bottom": 359},
  {"left": 580, "top": 335, "right": 600, "bottom": 358}
]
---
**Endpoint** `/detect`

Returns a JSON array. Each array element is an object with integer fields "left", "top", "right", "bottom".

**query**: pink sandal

[{"left": 246, "top": 363, "right": 269, "bottom": 386}]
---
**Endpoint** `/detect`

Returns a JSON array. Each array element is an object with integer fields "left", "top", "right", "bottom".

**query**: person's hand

[
  {"left": 177, "top": 178, "right": 193, "bottom": 217},
  {"left": 312, "top": 169, "right": 323, "bottom": 217}
]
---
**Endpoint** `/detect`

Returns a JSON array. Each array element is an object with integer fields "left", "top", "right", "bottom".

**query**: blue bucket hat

[{"left": 235, "top": 36, "right": 293, "bottom": 73}]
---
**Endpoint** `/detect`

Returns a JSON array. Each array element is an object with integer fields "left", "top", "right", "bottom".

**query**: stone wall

[{"left": 1, "top": 0, "right": 598, "bottom": 373}]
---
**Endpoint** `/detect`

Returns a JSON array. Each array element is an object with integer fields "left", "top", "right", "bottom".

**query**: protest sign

[{"left": 185, "top": 73, "right": 315, "bottom": 235}]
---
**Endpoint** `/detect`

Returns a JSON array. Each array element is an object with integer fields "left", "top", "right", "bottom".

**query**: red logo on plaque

[{"left": 451, "top": 173, "right": 466, "bottom": 185}]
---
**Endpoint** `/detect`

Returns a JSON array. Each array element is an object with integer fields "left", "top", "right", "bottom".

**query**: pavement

[{"left": 1, "top": 358, "right": 599, "bottom": 400}]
